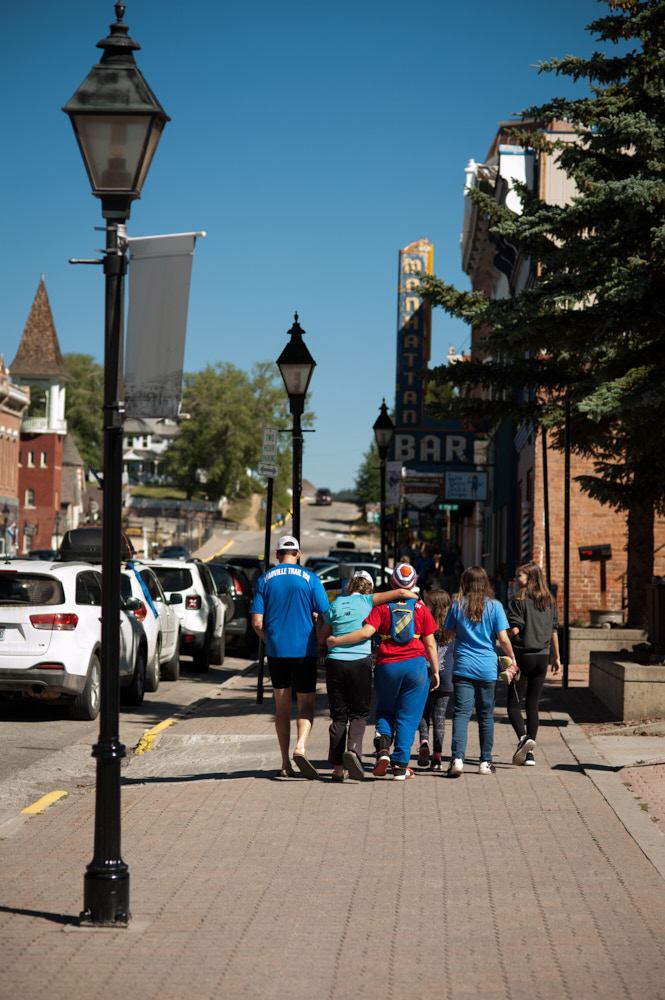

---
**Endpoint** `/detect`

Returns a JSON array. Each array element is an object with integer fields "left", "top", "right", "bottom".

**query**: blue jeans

[
  {"left": 450, "top": 676, "right": 496, "bottom": 763},
  {"left": 374, "top": 656, "right": 430, "bottom": 767}
]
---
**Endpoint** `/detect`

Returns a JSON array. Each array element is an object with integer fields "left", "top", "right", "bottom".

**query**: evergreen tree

[{"left": 419, "top": 0, "right": 665, "bottom": 625}]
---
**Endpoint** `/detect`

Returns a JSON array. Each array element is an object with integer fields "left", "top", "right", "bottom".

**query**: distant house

[{"left": 122, "top": 416, "right": 180, "bottom": 485}]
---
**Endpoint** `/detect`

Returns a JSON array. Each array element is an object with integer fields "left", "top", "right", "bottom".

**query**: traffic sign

[
  {"left": 257, "top": 461, "right": 279, "bottom": 478},
  {"left": 439, "top": 504, "right": 459, "bottom": 511},
  {"left": 262, "top": 427, "right": 278, "bottom": 462}
]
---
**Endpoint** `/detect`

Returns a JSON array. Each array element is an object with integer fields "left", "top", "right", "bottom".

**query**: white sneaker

[
  {"left": 447, "top": 758, "right": 464, "bottom": 777},
  {"left": 479, "top": 760, "right": 496, "bottom": 775}
]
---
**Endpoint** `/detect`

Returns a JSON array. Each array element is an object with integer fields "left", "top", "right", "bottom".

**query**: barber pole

[{"left": 521, "top": 500, "right": 532, "bottom": 562}]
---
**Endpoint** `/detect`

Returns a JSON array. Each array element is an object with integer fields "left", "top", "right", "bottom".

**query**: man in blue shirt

[{"left": 251, "top": 535, "right": 329, "bottom": 778}]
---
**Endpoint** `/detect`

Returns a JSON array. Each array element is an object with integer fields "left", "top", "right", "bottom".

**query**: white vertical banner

[
  {"left": 125, "top": 232, "right": 205, "bottom": 418},
  {"left": 386, "top": 461, "right": 403, "bottom": 504}
]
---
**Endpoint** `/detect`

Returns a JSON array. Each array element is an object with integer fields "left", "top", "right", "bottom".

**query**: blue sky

[{"left": 3, "top": 0, "right": 609, "bottom": 493}]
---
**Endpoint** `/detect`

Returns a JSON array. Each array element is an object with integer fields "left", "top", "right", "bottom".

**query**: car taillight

[
  {"left": 186, "top": 595, "right": 201, "bottom": 610},
  {"left": 30, "top": 613, "right": 78, "bottom": 631},
  {"left": 232, "top": 573, "right": 243, "bottom": 595},
  {"left": 131, "top": 602, "right": 148, "bottom": 622}
]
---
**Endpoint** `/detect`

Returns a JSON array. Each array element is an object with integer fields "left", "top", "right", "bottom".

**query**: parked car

[
  {"left": 315, "top": 488, "right": 333, "bottom": 505},
  {"left": 145, "top": 558, "right": 225, "bottom": 671},
  {"left": 158, "top": 545, "right": 191, "bottom": 560},
  {"left": 225, "top": 555, "right": 269, "bottom": 587},
  {"left": 0, "top": 561, "right": 147, "bottom": 720},
  {"left": 304, "top": 556, "right": 338, "bottom": 572},
  {"left": 207, "top": 562, "right": 257, "bottom": 658},
  {"left": 327, "top": 547, "right": 376, "bottom": 563},
  {"left": 120, "top": 562, "right": 181, "bottom": 689}
]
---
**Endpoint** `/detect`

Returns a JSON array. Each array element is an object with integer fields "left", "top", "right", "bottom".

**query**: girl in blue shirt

[{"left": 443, "top": 566, "right": 516, "bottom": 776}]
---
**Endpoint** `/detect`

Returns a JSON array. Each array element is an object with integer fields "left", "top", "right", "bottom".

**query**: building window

[
  {"left": 27, "top": 451, "right": 35, "bottom": 468},
  {"left": 25, "top": 489, "right": 35, "bottom": 508},
  {"left": 40, "top": 451, "right": 48, "bottom": 468},
  {"left": 18, "top": 450, "right": 22, "bottom": 467}
]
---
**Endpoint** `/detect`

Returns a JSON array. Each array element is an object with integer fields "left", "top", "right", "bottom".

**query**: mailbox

[{"left": 578, "top": 544, "right": 612, "bottom": 562}]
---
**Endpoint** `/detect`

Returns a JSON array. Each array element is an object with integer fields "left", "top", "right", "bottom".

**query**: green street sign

[{"left": 439, "top": 504, "right": 459, "bottom": 511}]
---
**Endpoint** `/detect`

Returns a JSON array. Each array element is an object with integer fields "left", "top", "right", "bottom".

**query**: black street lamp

[
  {"left": 277, "top": 314, "right": 316, "bottom": 546},
  {"left": 63, "top": 1, "right": 169, "bottom": 928},
  {"left": 373, "top": 400, "right": 394, "bottom": 588}
]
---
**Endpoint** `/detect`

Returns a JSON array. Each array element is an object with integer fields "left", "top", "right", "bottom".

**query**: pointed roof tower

[{"left": 10, "top": 277, "right": 71, "bottom": 381}]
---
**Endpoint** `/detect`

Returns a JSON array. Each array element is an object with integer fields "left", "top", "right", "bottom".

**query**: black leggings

[{"left": 506, "top": 651, "right": 549, "bottom": 741}]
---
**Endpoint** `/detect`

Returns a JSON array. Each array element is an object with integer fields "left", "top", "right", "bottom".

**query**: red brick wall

[
  {"left": 519, "top": 431, "right": 665, "bottom": 622},
  {"left": 18, "top": 434, "right": 63, "bottom": 552}
]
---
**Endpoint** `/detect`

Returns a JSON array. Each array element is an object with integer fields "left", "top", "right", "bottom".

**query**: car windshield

[
  {"left": 151, "top": 567, "right": 193, "bottom": 592},
  {"left": 208, "top": 565, "right": 233, "bottom": 591},
  {"left": 0, "top": 573, "right": 64, "bottom": 606}
]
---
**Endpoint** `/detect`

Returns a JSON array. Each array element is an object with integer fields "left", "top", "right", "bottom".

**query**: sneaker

[
  {"left": 430, "top": 757, "right": 442, "bottom": 771},
  {"left": 479, "top": 760, "right": 496, "bottom": 775},
  {"left": 499, "top": 656, "right": 519, "bottom": 683},
  {"left": 512, "top": 735, "right": 536, "bottom": 766},
  {"left": 372, "top": 751, "right": 391, "bottom": 777},
  {"left": 447, "top": 758, "right": 464, "bottom": 778},
  {"left": 392, "top": 766, "right": 415, "bottom": 781},
  {"left": 524, "top": 751, "right": 536, "bottom": 766},
  {"left": 417, "top": 743, "right": 430, "bottom": 768},
  {"left": 343, "top": 750, "right": 365, "bottom": 781}
]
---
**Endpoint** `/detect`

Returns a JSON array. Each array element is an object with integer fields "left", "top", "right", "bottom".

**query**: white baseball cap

[
  {"left": 352, "top": 570, "right": 374, "bottom": 587},
  {"left": 277, "top": 535, "right": 299, "bottom": 551}
]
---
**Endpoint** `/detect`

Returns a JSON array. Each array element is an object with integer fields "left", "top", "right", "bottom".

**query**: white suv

[
  {"left": 145, "top": 559, "right": 225, "bottom": 671},
  {"left": 120, "top": 562, "right": 181, "bottom": 689},
  {"left": 0, "top": 561, "right": 147, "bottom": 720}
]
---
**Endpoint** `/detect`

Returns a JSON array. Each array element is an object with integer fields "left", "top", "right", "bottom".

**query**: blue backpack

[{"left": 385, "top": 599, "right": 417, "bottom": 644}]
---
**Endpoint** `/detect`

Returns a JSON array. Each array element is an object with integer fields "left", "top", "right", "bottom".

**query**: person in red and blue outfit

[{"left": 326, "top": 564, "right": 439, "bottom": 780}]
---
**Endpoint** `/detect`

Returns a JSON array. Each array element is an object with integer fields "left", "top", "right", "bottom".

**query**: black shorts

[{"left": 268, "top": 656, "right": 317, "bottom": 694}]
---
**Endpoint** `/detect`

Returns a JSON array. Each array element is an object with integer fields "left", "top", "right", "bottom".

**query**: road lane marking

[
  {"left": 21, "top": 790, "right": 68, "bottom": 814},
  {"left": 205, "top": 538, "right": 235, "bottom": 562}
]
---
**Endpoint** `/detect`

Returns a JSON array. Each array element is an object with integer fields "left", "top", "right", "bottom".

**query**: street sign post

[{"left": 257, "top": 461, "right": 279, "bottom": 478}]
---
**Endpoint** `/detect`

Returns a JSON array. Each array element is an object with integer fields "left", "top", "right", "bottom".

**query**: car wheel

[
  {"left": 193, "top": 629, "right": 211, "bottom": 672},
  {"left": 71, "top": 654, "right": 101, "bottom": 721},
  {"left": 121, "top": 646, "right": 146, "bottom": 706},
  {"left": 161, "top": 628, "right": 181, "bottom": 681},
  {"left": 145, "top": 635, "right": 161, "bottom": 693}
]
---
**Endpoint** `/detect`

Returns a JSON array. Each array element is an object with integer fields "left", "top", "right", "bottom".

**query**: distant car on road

[
  {"left": 315, "top": 488, "right": 333, "bottom": 505},
  {"left": 158, "top": 545, "right": 191, "bottom": 560}
]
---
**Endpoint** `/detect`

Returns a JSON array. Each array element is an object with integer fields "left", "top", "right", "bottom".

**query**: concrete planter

[
  {"left": 589, "top": 651, "right": 665, "bottom": 720},
  {"left": 569, "top": 627, "right": 646, "bottom": 665}
]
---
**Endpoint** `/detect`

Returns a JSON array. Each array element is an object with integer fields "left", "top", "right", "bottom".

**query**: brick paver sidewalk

[{"left": 2, "top": 667, "right": 665, "bottom": 1000}]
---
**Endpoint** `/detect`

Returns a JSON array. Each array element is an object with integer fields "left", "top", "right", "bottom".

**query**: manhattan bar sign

[{"left": 392, "top": 239, "right": 473, "bottom": 468}]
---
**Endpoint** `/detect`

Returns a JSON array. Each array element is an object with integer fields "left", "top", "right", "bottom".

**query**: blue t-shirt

[
  {"left": 324, "top": 593, "right": 374, "bottom": 660},
  {"left": 250, "top": 563, "right": 329, "bottom": 658},
  {"left": 444, "top": 598, "right": 509, "bottom": 681}
]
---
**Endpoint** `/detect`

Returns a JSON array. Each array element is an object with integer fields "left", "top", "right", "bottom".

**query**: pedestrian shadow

[
  {"left": 121, "top": 768, "right": 319, "bottom": 784},
  {"left": 0, "top": 904, "right": 78, "bottom": 926},
  {"left": 552, "top": 762, "right": 621, "bottom": 773}
]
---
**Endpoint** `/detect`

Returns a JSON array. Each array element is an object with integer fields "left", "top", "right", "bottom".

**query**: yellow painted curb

[
  {"left": 21, "top": 790, "right": 68, "bottom": 814},
  {"left": 134, "top": 717, "right": 176, "bottom": 755}
]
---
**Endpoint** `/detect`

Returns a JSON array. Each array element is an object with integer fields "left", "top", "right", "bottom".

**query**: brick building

[
  {"left": 0, "top": 357, "right": 29, "bottom": 554},
  {"left": 460, "top": 122, "right": 665, "bottom": 621},
  {"left": 10, "top": 278, "right": 75, "bottom": 554}
]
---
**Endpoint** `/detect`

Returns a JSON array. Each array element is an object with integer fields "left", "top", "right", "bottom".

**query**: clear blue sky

[{"left": 3, "top": 0, "right": 609, "bottom": 494}]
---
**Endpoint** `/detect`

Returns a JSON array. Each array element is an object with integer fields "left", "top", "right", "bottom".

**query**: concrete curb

[{"left": 553, "top": 708, "right": 665, "bottom": 881}]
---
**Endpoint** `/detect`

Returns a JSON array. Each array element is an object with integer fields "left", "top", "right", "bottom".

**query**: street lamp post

[
  {"left": 63, "top": 1, "right": 169, "bottom": 927},
  {"left": 373, "top": 400, "right": 394, "bottom": 588},
  {"left": 277, "top": 314, "right": 316, "bottom": 546}
]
